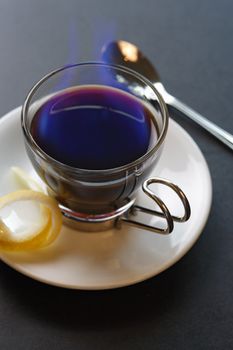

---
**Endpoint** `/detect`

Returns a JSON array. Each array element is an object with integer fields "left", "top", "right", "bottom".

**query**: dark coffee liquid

[{"left": 31, "top": 85, "right": 157, "bottom": 170}]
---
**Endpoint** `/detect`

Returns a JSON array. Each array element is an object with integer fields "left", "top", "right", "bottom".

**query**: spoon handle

[{"left": 167, "top": 96, "right": 233, "bottom": 151}]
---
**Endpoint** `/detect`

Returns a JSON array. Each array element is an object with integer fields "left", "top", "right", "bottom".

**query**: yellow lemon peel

[
  {"left": 11, "top": 166, "right": 45, "bottom": 192},
  {"left": 0, "top": 190, "right": 62, "bottom": 251}
]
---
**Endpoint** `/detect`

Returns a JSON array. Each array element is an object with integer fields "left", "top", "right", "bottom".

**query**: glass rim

[{"left": 21, "top": 61, "right": 169, "bottom": 175}]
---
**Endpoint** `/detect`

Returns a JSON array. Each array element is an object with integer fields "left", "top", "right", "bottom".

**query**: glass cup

[{"left": 21, "top": 62, "right": 171, "bottom": 230}]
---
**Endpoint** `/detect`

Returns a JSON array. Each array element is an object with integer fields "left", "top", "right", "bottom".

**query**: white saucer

[{"left": 0, "top": 107, "right": 212, "bottom": 290}]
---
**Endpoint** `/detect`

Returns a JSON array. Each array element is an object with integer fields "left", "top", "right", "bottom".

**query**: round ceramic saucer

[{"left": 0, "top": 107, "right": 212, "bottom": 290}]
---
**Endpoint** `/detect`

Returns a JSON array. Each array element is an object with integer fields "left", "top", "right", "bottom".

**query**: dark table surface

[{"left": 0, "top": 0, "right": 232, "bottom": 349}]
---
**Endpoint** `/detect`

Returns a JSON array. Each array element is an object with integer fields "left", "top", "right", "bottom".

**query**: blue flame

[
  {"left": 51, "top": 21, "right": 80, "bottom": 92},
  {"left": 32, "top": 22, "right": 153, "bottom": 170}
]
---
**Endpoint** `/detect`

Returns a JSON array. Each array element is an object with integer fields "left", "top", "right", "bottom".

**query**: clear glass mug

[{"left": 21, "top": 63, "right": 190, "bottom": 232}]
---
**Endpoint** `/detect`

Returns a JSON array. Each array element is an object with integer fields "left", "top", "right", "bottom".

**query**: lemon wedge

[{"left": 0, "top": 190, "right": 62, "bottom": 251}]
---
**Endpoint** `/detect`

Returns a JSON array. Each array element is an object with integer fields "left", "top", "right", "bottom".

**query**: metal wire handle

[{"left": 121, "top": 177, "right": 191, "bottom": 234}]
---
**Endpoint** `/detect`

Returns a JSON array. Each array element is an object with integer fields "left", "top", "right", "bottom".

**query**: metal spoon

[{"left": 102, "top": 40, "right": 233, "bottom": 151}]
